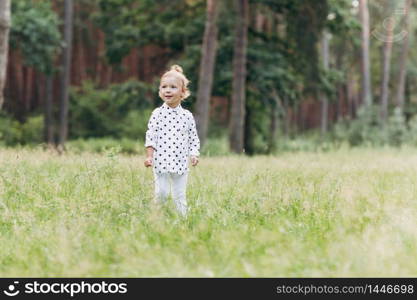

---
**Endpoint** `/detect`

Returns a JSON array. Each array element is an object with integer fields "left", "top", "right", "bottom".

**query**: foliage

[
  {"left": 93, "top": 0, "right": 206, "bottom": 64},
  {"left": 405, "top": 115, "right": 417, "bottom": 146},
  {"left": 274, "top": 133, "right": 344, "bottom": 153},
  {"left": 65, "top": 135, "right": 231, "bottom": 156},
  {"left": 5, "top": 0, "right": 415, "bottom": 154},
  {"left": 326, "top": 0, "right": 361, "bottom": 36},
  {"left": 0, "top": 113, "right": 43, "bottom": 146},
  {"left": 244, "top": 95, "right": 271, "bottom": 155},
  {"left": 332, "top": 105, "right": 417, "bottom": 147},
  {"left": 284, "top": 0, "right": 329, "bottom": 96},
  {"left": 20, "top": 115, "right": 44, "bottom": 145},
  {"left": 200, "top": 135, "right": 231, "bottom": 156},
  {"left": 66, "top": 137, "right": 143, "bottom": 155},
  {"left": 10, "top": 0, "right": 61, "bottom": 75},
  {"left": 247, "top": 33, "right": 301, "bottom": 104},
  {"left": 0, "top": 113, "right": 22, "bottom": 145},
  {"left": 69, "top": 80, "right": 154, "bottom": 139},
  {"left": 386, "top": 107, "right": 409, "bottom": 146}
]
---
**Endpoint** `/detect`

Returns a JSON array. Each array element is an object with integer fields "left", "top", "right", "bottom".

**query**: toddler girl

[{"left": 144, "top": 65, "right": 200, "bottom": 216}]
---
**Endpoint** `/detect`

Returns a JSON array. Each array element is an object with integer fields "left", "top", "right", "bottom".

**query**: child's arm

[
  {"left": 144, "top": 146, "right": 154, "bottom": 167},
  {"left": 188, "top": 114, "right": 200, "bottom": 166},
  {"left": 144, "top": 108, "right": 159, "bottom": 167}
]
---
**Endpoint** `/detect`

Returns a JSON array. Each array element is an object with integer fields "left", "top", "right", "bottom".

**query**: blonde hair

[{"left": 160, "top": 64, "right": 191, "bottom": 100}]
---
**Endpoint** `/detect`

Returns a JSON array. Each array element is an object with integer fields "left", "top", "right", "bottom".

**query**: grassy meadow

[{"left": 0, "top": 147, "right": 416, "bottom": 277}]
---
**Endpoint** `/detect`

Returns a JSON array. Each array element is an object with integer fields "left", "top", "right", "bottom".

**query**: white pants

[{"left": 153, "top": 171, "right": 188, "bottom": 216}]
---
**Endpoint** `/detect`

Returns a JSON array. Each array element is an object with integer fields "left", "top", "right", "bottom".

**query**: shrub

[
  {"left": 386, "top": 107, "right": 408, "bottom": 146},
  {"left": 333, "top": 105, "right": 415, "bottom": 147},
  {"left": 69, "top": 80, "right": 154, "bottom": 139},
  {"left": 0, "top": 113, "right": 22, "bottom": 145},
  {"left": 118, "top": 109, "right": 153, "bottom": 140},
  {"left": 200, "top": 135, "right": 230, "bottom": 156},
  {"left": 0, "top": 113, "right": 43, "bottom": 146},
  {"left": 405, "top": 115, "right": 417, "bottom": 146},
  {"left": 66, "top": 138, "right": 144, "bottom": 155},
  {"left": 21, "top": 115, "right": 44, "bottom": 145}
]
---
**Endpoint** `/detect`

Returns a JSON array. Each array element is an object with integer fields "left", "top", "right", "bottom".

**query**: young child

[{"left": 144, "top": 65, "right": 200, "bottom": 216}]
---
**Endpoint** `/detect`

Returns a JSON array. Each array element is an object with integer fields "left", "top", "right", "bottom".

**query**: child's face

[{"left": 159, "top": 76, "right": 183, "bottom": 107}]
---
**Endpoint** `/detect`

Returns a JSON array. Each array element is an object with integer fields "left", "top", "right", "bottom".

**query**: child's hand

[
  {"left": 190, "top": 156, "right": 199, "bottom": 166},
  {"left": 144, "top": 157, "right": 153, "bottom": 167}
]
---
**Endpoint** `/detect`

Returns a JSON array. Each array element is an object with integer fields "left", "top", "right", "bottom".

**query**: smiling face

[{"left": 159, "top": 75, "right": 184, "bottom": 108}]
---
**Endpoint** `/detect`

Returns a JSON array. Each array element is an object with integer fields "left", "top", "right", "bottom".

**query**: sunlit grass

[{"left": 0, "top": 147, "right": 416, "bottom": 277}]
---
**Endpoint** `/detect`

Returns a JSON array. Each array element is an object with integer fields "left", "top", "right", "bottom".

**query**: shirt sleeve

[
  {"left": 188, "top": 113, "right": 200, "bottom": 157},
  {"left": 145, "top": 108, "right": 159, "bottom": 149}
]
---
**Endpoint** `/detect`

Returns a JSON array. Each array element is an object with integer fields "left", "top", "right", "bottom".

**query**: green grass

[{"left": 0, "top": 147, "right": 416, "bottom": 277}]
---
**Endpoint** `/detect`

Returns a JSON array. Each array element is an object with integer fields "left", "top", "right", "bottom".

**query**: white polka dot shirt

[{"left": 145, "top": 102, "right": 200, "bottom": 175}]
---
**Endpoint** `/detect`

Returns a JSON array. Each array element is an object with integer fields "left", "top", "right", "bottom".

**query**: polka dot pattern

[{"left": 145, "top": 102, "right": 200, "bottom": 175}]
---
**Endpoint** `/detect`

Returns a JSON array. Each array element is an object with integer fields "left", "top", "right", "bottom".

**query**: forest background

[{"left": 0, "top": 0, "right": 416, "bottom": 154}]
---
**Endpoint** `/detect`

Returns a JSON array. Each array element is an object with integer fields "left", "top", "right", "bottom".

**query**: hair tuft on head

[{"left": 170, "top": 64, "right": 183, "bottom": 74}]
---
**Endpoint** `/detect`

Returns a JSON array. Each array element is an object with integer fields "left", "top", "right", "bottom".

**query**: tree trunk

[
  {"left": 335, "top": 38, "right": 346, "bottom": 122},
  {"left": 243, "top": 99, "right": 254, "bottom": 155},
  {"left": 45, "top": 75, "right": 54, "bottom": 145},
  {"left": 195, "top": 0, "right": 219, "bottom": 147},
  {"left": 405, "top": 74, "right": 411, "bottom": 120},
  {"left": 380, "top": 17, "right": 394, "bottom": 122},
  {"left": 337, "top": 84, "right": 346, "bottom": 121},
  {"left": 268, "top": 97, "right": 278, "bottom": 153},
  {"left": 347, "top": 74, "right": 355, "bottom": 119},
  {"left": 24, "top": 67, "right": 34, "bottom": 114},
  {"left": 229, "top": 0, "right": 248, "bottom": 153},
  {"left": 395, "top": 0, "right": 411, "bottom": 111},
  {"left": 58, "top": 0, "right": 74, "bottom": 150},
  {"left": 320, "top": 31, "right": 329, "bottom": 135},
  {"left": 359, "top": 0, "right": 372, "bottom": 106},
  {"left": 283, "top": 97, "right": 290, "bottom": 136},
  {"left": 0, "top": 0, "right": 11, "bottom": 109}
]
